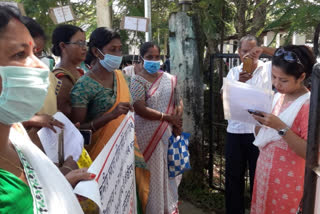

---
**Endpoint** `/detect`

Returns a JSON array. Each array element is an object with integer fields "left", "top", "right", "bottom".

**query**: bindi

[{"left": 29, "top": 41, "right": 33, "bottom": 46}]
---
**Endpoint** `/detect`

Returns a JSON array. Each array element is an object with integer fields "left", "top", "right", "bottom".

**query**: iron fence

[{"left": 207, "top": 53, "right": 272, "bottom": 192}]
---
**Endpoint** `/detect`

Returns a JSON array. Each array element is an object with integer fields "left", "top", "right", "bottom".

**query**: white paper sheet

[
  {"left": 222, "top": 78, "right": 274, "bottom": 124},
  {"left": 53, "top": 7, "right": 65, "bottom": 24},
  {"left": 62, "top": 6, "right": 74, "bottom": 22},
  {"left": 37, "top": 112, "right": 84, "bottom": 163},
  {"left": 52, "top": 6, "right": 74, "bottom": 24},
  {"left": 123, "top": 16, "right": 147, "bottom": 32},
  {"left": 124, "top": 17, "right": 138, "bottom": 31},
  {"left": 137, "top": 18, "right": 147, "bottom": 32},
  {"left": 74, "top": 112, "right": 136, "bottom": 213}
]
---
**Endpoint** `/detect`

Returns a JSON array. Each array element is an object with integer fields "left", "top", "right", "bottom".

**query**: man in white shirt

[{"left": 224, "top": 35, "right": 272, "bottom": 214}]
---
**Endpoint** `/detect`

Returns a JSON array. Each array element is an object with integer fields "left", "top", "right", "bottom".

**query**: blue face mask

[
  {"left": 143, "top": 59, "right": 161, "bottom": 74},
  {"left": 98, "top": 49, "right": 123, "bottom": 72},
  {"left": 0, "top": 66, "right": 49, "bottom": 124}
]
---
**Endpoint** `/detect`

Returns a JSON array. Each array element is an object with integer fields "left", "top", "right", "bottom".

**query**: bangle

[
  {"left": 160, "top": 113, "right": 164, "bottom": 121},
  {"left": 61, "top": 165, "right": 73, "bottom": 172},
  {"left": 91, "top": 121, "right": 96, "bottom": 132}
]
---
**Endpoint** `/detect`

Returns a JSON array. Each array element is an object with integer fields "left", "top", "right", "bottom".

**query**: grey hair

[{"left": 238, "top": 35, "right": 258, "bottom": 49}]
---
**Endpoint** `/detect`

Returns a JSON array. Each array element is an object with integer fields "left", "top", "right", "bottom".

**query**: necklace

[{"left": 0, "top": 154, "right": 24, "bottom": 172}]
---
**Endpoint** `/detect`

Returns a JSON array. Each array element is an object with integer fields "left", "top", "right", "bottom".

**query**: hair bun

[{"left": 51, "top": 44, "right": 61, "bottom": 57}]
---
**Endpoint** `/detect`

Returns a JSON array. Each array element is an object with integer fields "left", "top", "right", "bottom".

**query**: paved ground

[{"left": 179, "top": 200, "right": 216, "bottom": 214}]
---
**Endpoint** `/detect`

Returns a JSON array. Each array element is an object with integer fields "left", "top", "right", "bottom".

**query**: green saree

[{"left": 0, "top": 169, "right": 33, "bottom": 214}]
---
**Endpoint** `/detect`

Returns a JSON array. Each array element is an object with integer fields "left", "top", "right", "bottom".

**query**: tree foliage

[
  {"left": 15, "top": 0, "right": 320, "bottom": 56},
  {"left": 16, "top": 0, "right": 96, "bottom": 48},
  {"left": 264, "top": 0, "right": 320, "bottom": 55},
  {"left": 114, "top": 0, "right": 178, "bottom": 54}
]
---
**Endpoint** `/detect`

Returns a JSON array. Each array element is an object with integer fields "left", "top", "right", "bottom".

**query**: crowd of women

[
  {"left": 0, "top": 5, "right": 182, "bottom": 214},
  {"left": 0, "top": 4, "right": 318, "bottom": 214}
]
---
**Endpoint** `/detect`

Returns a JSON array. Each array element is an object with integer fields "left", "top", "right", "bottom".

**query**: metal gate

[{"left": 206, "top": 53, "right": 272, "bottom": 192}]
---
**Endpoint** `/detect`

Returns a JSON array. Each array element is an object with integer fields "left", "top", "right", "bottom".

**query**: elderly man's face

[{"left": 238, "top": 40, "right": 258, "bottom": 63}]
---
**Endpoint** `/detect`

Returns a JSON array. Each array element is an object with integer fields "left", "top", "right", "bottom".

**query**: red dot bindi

[{"left": 29, "top": 41, "right": 32, "bottom": 46}]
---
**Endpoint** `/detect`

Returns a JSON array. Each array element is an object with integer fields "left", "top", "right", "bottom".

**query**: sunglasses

[
  {"left": 65, "top": 41, "right": 87, "bottom": 48},
  {"left": 274, "top": 48, "right": 304, "bottom": 67}
]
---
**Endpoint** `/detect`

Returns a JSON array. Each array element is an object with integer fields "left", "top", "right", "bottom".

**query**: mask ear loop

[
  {"left": 139, "top": 55, "right": 144, "bottom": 64},
  {"left": 140, "top": 56, "right": 147, "bottom": 73},
  {"left": 96, "top": 48, "right": 105, "bottom": 60}
]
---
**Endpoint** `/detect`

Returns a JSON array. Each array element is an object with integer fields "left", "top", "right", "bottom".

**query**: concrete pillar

[
  {"left": 293, "top": 33, "right": 306, "bottom": 45},
  {"left": 169, "top": 12, "right": 203, "bottom": 148},
  {"left": 276, "top": 33, "right": 281, "bottom": 48},
  {"left": 96, "top": 0, "right": 112, "bottom": 28},
  {"left": 264, "top": 31, "right": 275, "bottom": 47}
]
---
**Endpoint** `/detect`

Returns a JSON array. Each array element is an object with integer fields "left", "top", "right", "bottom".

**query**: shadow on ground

[{"left": 179, "top": 200, "right": 216, "bottom": 214}]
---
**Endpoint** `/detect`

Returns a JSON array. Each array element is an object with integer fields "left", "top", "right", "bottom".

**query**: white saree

[{"left": 10, "top": 123, "right": 84, "bottom": 214}]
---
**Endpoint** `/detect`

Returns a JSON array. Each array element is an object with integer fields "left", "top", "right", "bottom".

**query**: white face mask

[{"left": 0, "top": 66, "right": 49, "bottom": 125}]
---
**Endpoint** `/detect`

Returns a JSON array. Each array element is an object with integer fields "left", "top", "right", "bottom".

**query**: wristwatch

[{"left": 278, "top": 127, "right": 290, "bottom": 136}]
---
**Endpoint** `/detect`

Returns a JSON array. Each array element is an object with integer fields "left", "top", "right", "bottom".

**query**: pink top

[{"left": 251, "top": 93, "right": 309, "bottom": 214}]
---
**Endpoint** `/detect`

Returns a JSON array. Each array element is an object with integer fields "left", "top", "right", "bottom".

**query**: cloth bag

[{"left": 168, "top": 132, "right": 191, "bottom": 177}]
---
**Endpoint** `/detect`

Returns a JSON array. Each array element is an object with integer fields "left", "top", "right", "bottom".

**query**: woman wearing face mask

[
  {"left": 70, "top": 27, "right": 133, "bottom": 159},
  {"left": 130, "top": 42, "right": 183, "bottom": 214},
  {"left": 250, "top": 45, "right": 316, "bottom": 214},
  {"left": 0, "top": 6, "right": 95, "bottom": 214},
  {"left": 71, "top": 28, "right": 150, "bottom": 213},
  {"left": 51, "top": 24, "right": 87, "bottom": 118}
]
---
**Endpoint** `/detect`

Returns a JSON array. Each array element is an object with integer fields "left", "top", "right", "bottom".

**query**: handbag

[{"left": 168, "top": 132, "right": 191, "bottom": 177}]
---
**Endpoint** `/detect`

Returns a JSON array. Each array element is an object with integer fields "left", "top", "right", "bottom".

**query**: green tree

[
  {"left": 115, "top": 0, "right": 177, "bottom": 54},
  {"left": 262, "top": 0, "right": 320, "bottom": 55},
  {"left": 16, "top": 0, "right": 96, "bottom": 47}
]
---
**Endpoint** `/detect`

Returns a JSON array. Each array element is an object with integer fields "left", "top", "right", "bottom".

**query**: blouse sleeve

[
  {"left": 70, "top": 76, "right": 94, "bottom": 108},
  {"left": 124, "top": 74, "right": 131, "bottom": 88},
  {"left": 130, "top": 76, "right": 146, "bottom": 103},
  {"left": 292, "top": 101, "right": 310, "bottom": 140}
]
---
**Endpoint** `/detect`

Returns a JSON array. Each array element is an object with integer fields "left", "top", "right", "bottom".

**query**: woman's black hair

[
  {"left": 0, "top": 5, "right": 22, "bottom": 35},
  {"left": 272, "top": 45, "right": 316, "bottom": 79},
  {"left": 139, "top": 41, "right": 160, "bottom": 58},
  {"left": 87, "top": 27, "right": 120, "bottom": 60},
  {"left": 21, "top": 16, "right": 46, "bottom": 40},
  {"left": 84, "top": 51, "right": 95, "bottom": 66},
  {"left": 51, "top": 24, "right": 84, "bottom": 56}
]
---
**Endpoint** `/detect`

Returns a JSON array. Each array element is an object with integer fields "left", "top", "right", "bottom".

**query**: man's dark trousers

[{"left": 225, "top": 132, "right": 259, "bottom": 214}]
